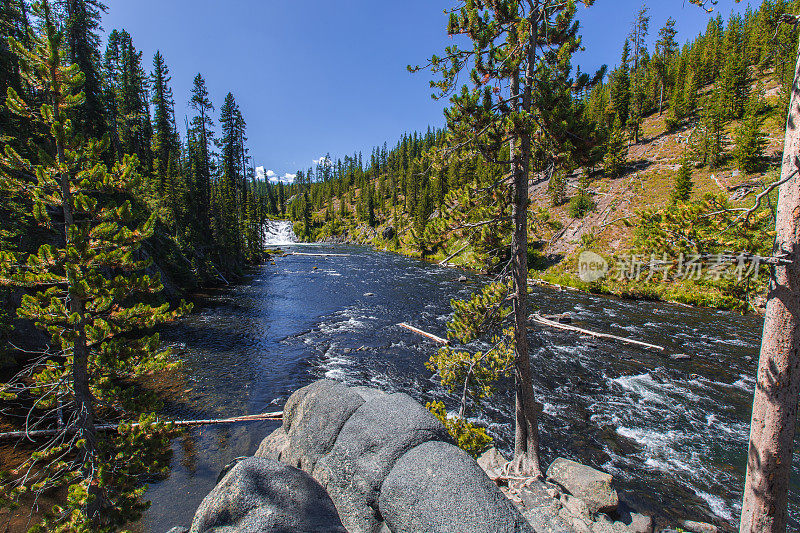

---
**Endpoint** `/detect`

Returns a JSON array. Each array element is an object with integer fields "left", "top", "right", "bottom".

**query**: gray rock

[
  {"left": 560, "top": 507, "right": 592, "bottom": 533},
  {"left": 560, "top": 494, "right": 592, "bottom": 522},
  {"left": 518, "top": 481, "right": 573, "bottom": 533},
  {"left": 190, "top": 457, "right": 346, "bottom": 533},
  {"left": 477, "top": 447, "right": 508, "bottom": 483},
  {"left": 591, "top": 515, "right": 616, "bottom": 533},
  {"left": 379, "top": 441, "right": 533, "bottom": 533},
  {"left": 165, "top": 528, "right": 189, "bottom": 533},
  {"left": 350, "top": 385, "right": 386, "bottom": 402},
  {"left": 254, "top": 426, "right": 289, "bottom": 462},
  {"left": 281, "top": 380, "right": 365, "bottom": 471},
  {"left": 679, "top": 521, "right": 719, "bottom": 533},
  {"left": 614, "top": 505, "right": 653, "bottom": 533},
  {"left": 627, "top": 513, "right": 653, "bottom": 533},
  {"left": 313, "top": 392, "right": 450, "bottom": 532},
  {"left": 547, "top": 458, "right": 619, "bottom": 514},
  {"left": 217, "top": 457, "right": 249, "bottom": 484}
]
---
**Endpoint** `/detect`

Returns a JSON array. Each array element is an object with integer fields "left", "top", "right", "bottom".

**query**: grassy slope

[
  {"left": 304, "top": 75, "right": 784, "bottom": 311},
  {"left": 528, "top": 76, "right": 784, "bottom": 312}
]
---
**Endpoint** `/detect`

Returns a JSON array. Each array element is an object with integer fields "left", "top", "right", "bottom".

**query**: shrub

[
  {"left": 569, "top": 190, "right": 594, "bottom": 218},
  {"left": 427, "top": 401, "right": 493, "bottom": 458}
]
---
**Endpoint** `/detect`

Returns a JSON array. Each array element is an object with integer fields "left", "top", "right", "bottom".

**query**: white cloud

[
  {"left": 257, "top": 167, "right": 294, "bottom": 184},
  {"left": 313, "top": 155, "right": 333, "bottom": 167},
  {"left": 268, "top": 172, "right": 296, "bottom": 184}
]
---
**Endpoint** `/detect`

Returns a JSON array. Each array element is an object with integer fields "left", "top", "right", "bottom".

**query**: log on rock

[
  {"left": 0, "top": 411, "right": 283, "bottom": 441},
  {"left": 529, "top": 313, "right": 664, "bottom": 352},
  {"left": 398, "top": 323, "right": 450, "bottom": 345}
]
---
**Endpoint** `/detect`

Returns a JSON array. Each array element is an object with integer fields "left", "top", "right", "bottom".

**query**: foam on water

[
  {"left": 693, "top": 489, "right": 735, "bottom": 522},
  {"left": 263, "top": 220, "right": 299, "bottom": 246}
]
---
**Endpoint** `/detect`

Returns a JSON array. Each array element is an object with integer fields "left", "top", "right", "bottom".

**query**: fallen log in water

[
  {"left": 528, "top": 278, "right": 578, "bottom": 291},
  {"left": 289, "top": 252, "right": 351, "bottom": 257},
  {"left": 529, "top": 313, "right": 665, "bottom": 352},
  {"left": 0, "top": 411, "right": 283, "bottom": 441},
  {"left": 398, "top": 323, "right": 450, "bottom": 345}
]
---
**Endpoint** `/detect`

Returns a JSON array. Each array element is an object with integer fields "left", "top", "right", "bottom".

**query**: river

[{"left": 136, "top": 229, "right": 795, "bottom": 532}]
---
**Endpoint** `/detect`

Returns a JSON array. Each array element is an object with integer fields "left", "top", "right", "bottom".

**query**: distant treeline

[{"left": 1, "top": 0, "right": 292, "bottom": 286}]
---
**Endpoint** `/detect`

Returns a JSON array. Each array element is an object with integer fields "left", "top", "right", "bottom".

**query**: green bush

[
  {"left": 427, "top": 401, "right": 493, "bottom": 458},
  {"left": 568, "top": 191, "right": 594, "bottom": 218}
]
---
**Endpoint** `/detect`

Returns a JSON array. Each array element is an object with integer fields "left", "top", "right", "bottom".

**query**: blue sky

[{"left": 100, "top": 0, "right": 752, "bottom": 182}]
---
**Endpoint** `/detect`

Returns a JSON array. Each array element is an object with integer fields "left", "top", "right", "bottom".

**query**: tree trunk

[
  {"left": 72, "top": 304, "right": 101, "bottom": 522},
  {"left": 50, "top": 47, "right": 101, "bottom": 524},
  {"left": 510, "top": 8, "right": 543, "bottom": 478},
  {"left": 659, "top": 82, "right": 664, "bottom": 116},
  {"left": 739, "top": 32, "right": 800, "bottom": 533}
]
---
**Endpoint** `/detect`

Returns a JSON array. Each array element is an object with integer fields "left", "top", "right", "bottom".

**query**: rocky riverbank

[{"left": 164, "top": 379, "right": 724, "bottom": 533}]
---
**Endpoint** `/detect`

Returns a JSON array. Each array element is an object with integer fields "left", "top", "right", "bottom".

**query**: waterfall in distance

[{"left": 263, "top": 221, "right": 299, "bottom": 246}]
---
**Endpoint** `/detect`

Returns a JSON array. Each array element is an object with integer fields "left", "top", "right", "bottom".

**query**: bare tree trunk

[
  {"left": 510, "top": 5, "right": 543, "bottom": 478},
  {"left": 740, "top": 32, "right": 800, "bottom": 533},
  {"left": 659, "top": 82, "right": 664, "bottom": 116},
  {"left": 72, "top": 304, "right": 101, "bottom": 522}
]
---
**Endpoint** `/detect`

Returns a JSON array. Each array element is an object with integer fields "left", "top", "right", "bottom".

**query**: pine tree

[
  {"left": 627, "top": 4, "right": 650, "bottom": 143},
  {"left": 189, "top": 73, "right": 214, "bottom": 243},
  {"left": 151, "top": 51, "right": 178, "bottom": 193},
  {"left": 367, "top": 182, "right": 376, "bottom": 227},
  {"left": 720, "top": 16, "right": 749, "bottom": 119},
  {"left": 692, "top": 92, "right": 726, "bottom": 168},
  {"left": 603, "top": 121, "right": 627, "bottom": 178},
  {"left": 218, "top": 92, "right": 244, "bottom": 263},
  {"left": 653, "top": 17, "right": 678, "bottom": 116},
  {"left": 671, "top": 155, "right": 694, "bottom": 203},
  {"left": 417, "top": 0, "right": 599, "bottom": 477},
  {"left": 665, "top": 58, "right": 686, "bottom": 130},
  {"left": 733, "top": 104, "right": 766, "bottom": 174},
  {"left": 0, "top": 0, "right": 30, "bottom": 153},
  {"left": 610, "top": 40, "right": 631, "bottom": 128},
  {"left": 548, "top": 171, "right": 567, "bottom": 206},
  {"left": 64, "top": 0, "right": 107, "bottom": 139},
  {"left": 104, "top": 30, "right": 152, "bottom": 173},
  {"left": 0, "top": 4, "right": 187, "bottom": 529}
]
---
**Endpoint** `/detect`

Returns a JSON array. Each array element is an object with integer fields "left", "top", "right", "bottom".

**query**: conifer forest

[{"left": 3, "top": 1, "right": 800, "bottom": 532}]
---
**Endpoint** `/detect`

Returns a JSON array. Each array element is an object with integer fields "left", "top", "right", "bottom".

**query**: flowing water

[{"left": 135, "top": 230, "right": 794, "bottom": 532}]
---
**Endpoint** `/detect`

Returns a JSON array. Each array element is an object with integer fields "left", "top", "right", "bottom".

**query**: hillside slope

[{"left": 537, "top": 77, "right": 784, "bottom": 263}]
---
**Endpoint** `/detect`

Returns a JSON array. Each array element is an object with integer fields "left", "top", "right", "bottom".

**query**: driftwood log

[
  {"left": 530, "top": 313, "right": 664, "bottom": 352},
  {"left": 0, "top": 411, "right": 283, "bottom": 441},
  {"left": 397, "top": 323, "right": 450, "bottom": 345}
]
